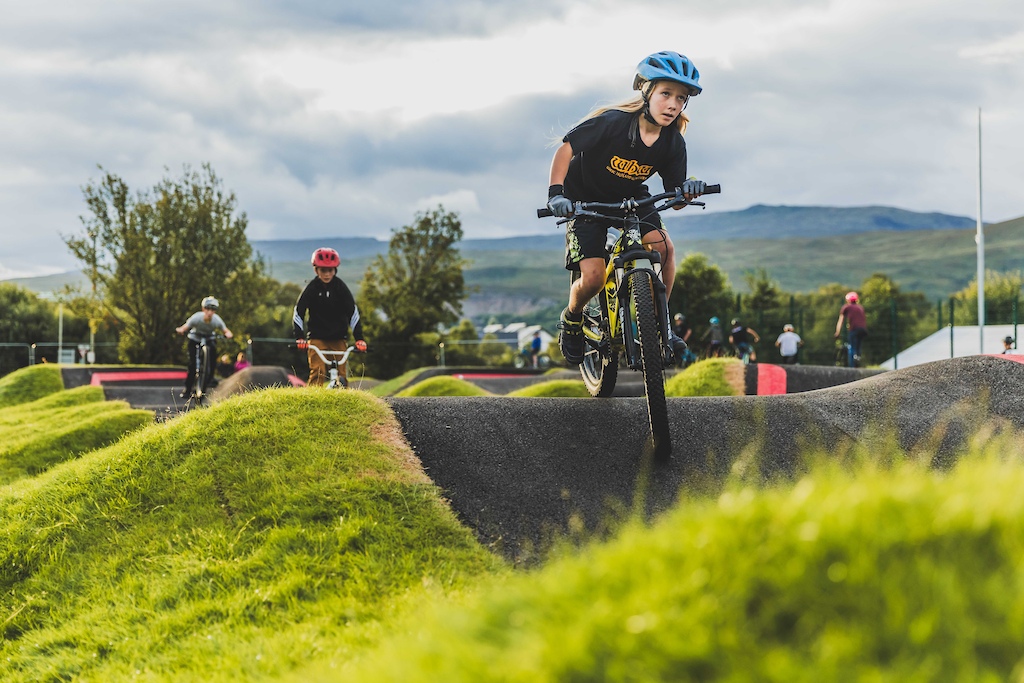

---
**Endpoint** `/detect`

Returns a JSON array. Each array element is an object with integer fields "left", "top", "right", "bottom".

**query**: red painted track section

[
  {"left": 988, "top": 354, "right": 1024, "bottom": 364},
  {"left": 756, "top": 364, "right": 788, "bottom": 395},
  {"left": 89, "top": 371, "right": 187, "bottom": 386}
]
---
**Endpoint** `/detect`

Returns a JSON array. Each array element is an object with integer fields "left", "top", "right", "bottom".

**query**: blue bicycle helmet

[
  {"left": 633, "top": 51, "right": 702, "bottom": 95},
  {"left": 710, "top": 316, "right": 719, "bottom": 324}
]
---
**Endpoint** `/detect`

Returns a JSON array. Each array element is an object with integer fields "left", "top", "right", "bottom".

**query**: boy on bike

[
  {"left": 729, "top": 319, "right": 760, "bottom": 362},
  {"left": 293, "top": 247, "right": 367, "bottom": 386},
  {"left": 545, "top": 50, "right": 708, "bottom": 365},
  {"left": 175, "top": 296, "right": 233, "bottom": 398}
]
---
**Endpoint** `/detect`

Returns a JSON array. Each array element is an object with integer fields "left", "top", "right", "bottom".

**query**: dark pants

[{"left": 848, "top": 327, "right": 868, "bottom": 366}]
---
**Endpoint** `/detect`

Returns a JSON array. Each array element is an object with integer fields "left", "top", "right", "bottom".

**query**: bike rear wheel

[
  {"left": 575, "top": 272, "right": 618, "bottom": 397},
  {"left": 629, "top": 270, "right": 671, "bottom": 460}
]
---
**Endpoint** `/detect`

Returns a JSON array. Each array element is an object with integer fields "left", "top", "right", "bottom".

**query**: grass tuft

[
  {"left": 0, "top": 387, "right": 503, "bottom": 682},
  {"left": 344, "top": 440, "right": 1024, "bottom": 682},
  {"left": 666, "top": 357, "right": 742, "bottom": 397},
  {"left": 506, "top": 379, "right": 590, "bottom": 398},
  {"left": 0, "top": 365, "right": 64, "bottom": 408},
  {"left": 368, "top": 367, "right": 434, "bottom": 397},
  {"left": 394, "top": 376, "right": 491, "bottom": 397}
]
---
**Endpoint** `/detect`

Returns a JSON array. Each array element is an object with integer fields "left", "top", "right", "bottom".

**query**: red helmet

[
  {"left": 311, "top": 247, "right": 340, "bottom": 269},
  {"left": 845, "top": 291, "right": 859, "bottom": 303}
]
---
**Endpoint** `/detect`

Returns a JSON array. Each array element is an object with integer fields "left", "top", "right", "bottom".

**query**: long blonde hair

[{"left": 551, "top": 88, "right": 690, "bottom": 146}]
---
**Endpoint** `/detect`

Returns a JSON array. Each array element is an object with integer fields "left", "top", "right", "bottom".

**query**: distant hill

[
  {"left": 8, "top": 206, "right": 1013, "bottom": 321},
  {"left": 248, "top": 205, "right": 974, "bottom": 263},
  {"left": 664, "top": 204, "right": 975, "bottom": 240}
]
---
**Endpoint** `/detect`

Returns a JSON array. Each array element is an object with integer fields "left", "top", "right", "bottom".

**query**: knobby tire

[
  {"left": 629, "top": 270, "right": 671, "bottom": 460},
  {"left": 578, "top": 272, "right": 618, "bottom": 397}
]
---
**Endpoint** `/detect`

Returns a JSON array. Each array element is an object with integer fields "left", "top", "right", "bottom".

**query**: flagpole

[{"left": 976, "top": 107, "right": 985, "bottom": 353}]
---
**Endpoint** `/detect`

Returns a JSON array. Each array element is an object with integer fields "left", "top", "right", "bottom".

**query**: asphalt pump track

[{"left": 387, "top": 356, "right": 1024, "bottom": 563}]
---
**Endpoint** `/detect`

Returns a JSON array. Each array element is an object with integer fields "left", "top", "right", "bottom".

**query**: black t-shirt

[
  {"left": 730, "top": 326, "right": 749, "bottom": 345},
  {"left": 563, "top": 109, "right": 688, "bottom": 203}
]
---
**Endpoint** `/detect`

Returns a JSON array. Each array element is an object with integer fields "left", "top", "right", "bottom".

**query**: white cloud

[{"left": 413, "top": 189, "right": 481, "bottom": 215}]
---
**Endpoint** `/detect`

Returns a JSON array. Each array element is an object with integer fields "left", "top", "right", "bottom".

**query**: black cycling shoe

[
  {"left": 558, "top": 307, "right": 584, "bottom": 365},
  {"left": 668, "top": 331, "right": 689, "bottom": 359}
]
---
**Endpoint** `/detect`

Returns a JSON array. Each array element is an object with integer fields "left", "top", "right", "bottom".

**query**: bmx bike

[
  {"left": 298, "top": 342, "right": 364, "bottom": 389},
  {"left": 185, "top": 333, "right": 224, "bottom": 406}
]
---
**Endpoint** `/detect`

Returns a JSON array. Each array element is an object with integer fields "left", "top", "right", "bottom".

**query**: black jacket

[{"left": 292, "top": 277, "right": 364, "bottom": 342}]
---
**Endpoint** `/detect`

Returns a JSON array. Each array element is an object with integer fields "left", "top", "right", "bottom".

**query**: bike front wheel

[{"left": 629, "top": 270, "right": 671, "bottom": 460}]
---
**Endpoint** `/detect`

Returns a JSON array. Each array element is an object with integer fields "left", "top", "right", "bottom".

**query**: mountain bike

[
  {"left": 538, "top": 184, "right": 721, "bottom": 460},
  {"left": 300, "top": 342, "right": 364, "bottom": 389},
  {"left": 187, "top": 333, "right": 224, "bottom": 406}
]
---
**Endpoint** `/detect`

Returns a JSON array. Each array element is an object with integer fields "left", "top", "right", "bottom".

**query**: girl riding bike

[{"left": 546, "top": 50, "right": 709, "bottom": 365}]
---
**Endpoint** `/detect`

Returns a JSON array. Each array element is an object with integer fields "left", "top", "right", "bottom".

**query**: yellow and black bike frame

[{"left": 582, "top": 223, "right": 671, "bottom": 369}]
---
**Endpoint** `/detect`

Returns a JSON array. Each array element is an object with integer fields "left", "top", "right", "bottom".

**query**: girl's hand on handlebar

[
  {"left": 355, "top": 340, "right": 367, "bottom": 352},
  {"left": 681, "top": 178, "right": 706, "bottom": 200},
  {"left": 546, "top": 194, "right": 573, "bottom": 218}
]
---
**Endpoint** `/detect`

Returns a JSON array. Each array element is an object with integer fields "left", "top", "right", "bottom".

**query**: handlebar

[
  {"left": 294, "top": 343, "right": 366, "bottom": 366},
  {"left": 537, "top": 184, "right": 721, "bottom": 219}
]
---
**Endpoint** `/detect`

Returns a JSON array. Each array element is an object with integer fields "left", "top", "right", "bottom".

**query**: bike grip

[
  {"left": 537, "top": 208, "right": 554, "bottom": 218},
  {"left": 704, "top": 184, "right": 722, "bottom": 195}
]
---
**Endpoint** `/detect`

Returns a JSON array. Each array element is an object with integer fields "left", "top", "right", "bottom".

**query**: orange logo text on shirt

[{"left": 607, "top": 156, "right": 654, "bottom": 181}]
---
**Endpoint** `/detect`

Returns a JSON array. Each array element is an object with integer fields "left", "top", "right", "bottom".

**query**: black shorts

[{"left": 564, "top": 207, "right": 667, "bottom": 271}]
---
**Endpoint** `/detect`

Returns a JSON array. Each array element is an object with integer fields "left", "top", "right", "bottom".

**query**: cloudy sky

[{"left": 2, "top": 0, "right": 1022, "bottom": 277}]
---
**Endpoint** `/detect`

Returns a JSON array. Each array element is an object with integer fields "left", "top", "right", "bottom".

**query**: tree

[
  {"left": 358, "top": 207, "right": 467, "bottom": 378},
  {"left": 950, "top": 270, "right": 1024, "bottom": 325},
  {"left": 0, "top": 284, "right": 58, "bottom": 374},
  {"left": 742, "top": 268, "right": 783, "bottom": 314},
  {"left": 64, "top": 165, "right": 271, "bottom": 364},
  {"left": 671, "top": 252, "right": 735, "bottom": 340}
]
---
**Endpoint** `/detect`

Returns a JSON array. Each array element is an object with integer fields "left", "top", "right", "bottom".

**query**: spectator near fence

[{"left": 775, "top": 323, "right": 803, "bottom": 365}]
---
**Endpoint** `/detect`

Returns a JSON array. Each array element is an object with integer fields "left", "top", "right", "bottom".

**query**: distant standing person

[
  {"left": 293, "top": 247, "right": 367, "bottom": 386},
  {"left": 775, "top": 323, "right": 803, "bottom": 365},
  {"left": 530, "top": 331, "right": 543, "bottom": 368},
  {"left": 1002, "top": 336, "right": 1016, "bottom": 354},
  {"left": 834, "top": 291, "right": 868, "bottom": 367}
]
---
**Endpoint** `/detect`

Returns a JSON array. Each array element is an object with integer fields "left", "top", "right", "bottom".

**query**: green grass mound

[
  {"left": 0, "top": 365, "right": 63, "bottom": 409},
  {"left": 345, "top": 451, "right": 1024, "bottom": 681},
  {"left": 0, "top": 388, "right": 503, "bottom": 682},
  {"left": 368, "top": 367, "right": 434, "bottom": 397},
  {"left": 506, "top": 379, "right": 589, "bottom": 398},
  {"left": 666, "top": 357, "right": 742, "bottom": 397},
  {"left": 0, "top": 387, "right": 153, "bottom": 485},
  {"left": 394, "top": 375, "right": 491, "bottom": 397}
]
